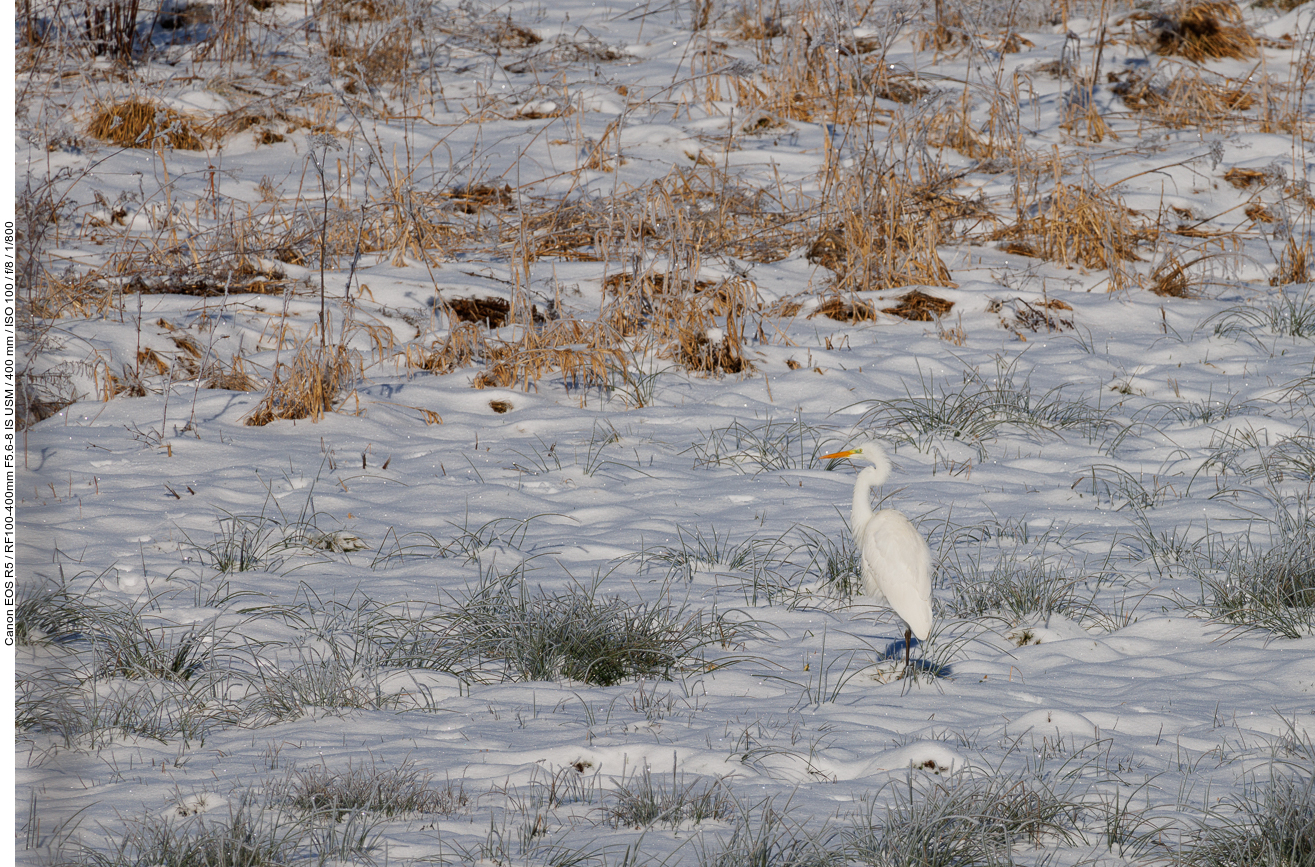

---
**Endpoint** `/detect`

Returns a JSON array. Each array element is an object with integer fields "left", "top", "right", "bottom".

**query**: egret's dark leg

[{"left": 903, "top": 627, "right": 912, "bottom": 668}]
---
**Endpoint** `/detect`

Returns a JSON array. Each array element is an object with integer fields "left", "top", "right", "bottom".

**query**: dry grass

[
  {"left": 1224, "top": 167, "right": 1271, "bottom": 190},
  {"left": 1139, "top": 0, "right": 1258, "bottom": 63},
  {"left": 809, "top": 296, "right": 879, "bottom": 323},
  {"left": 414, "top": 322, "right": 486, "bottom": 375},
  {"left": 1147, "top": 255, "right": 1195, "bottom": 297},
  {"left": 997, "top": 180, "right": 1152, "bottom": 291},
  {"left": 922, "top": 84, "right": 1023, "bottom": 159},
  {"left": 26, "top": 270, "right": 118, "bottom": 319},
  {"left": 937, "top": 313, "right": 968, "bottom": 345},
  {"left": 327, "top": 30, "right": 412, "bottom": 84},
  {"left": 87, "top": 100, "right": 206, "bottom": 150},
  {"left": 1111, "top": 69, "right": 1255, "bottom": 131},
  {"left": 20, "top": 0, "right": 1307, "bottom": 422},
  {"left": 443, "top": 184, "right": 515, "bottom": 213},
  {"left": 638, "top": 166, "right": 810, "bottom": 264},
  {"left": 412, "top": 268, "right": 760, "bottom": 389},
  {"left": 1272, "top": 237, "right": 1312, "bottom": 287},
  {"left": 727, "top": 6, "right": 785, "bottom": 41},
  {"left": 245, "top": 343, "right": 361, "bottom": 426},
  {"left": 883, "top": 290, "right": 955, "bottom": 321},
  {"left": 121, "top": 259, "right": 291, "bottom": 297},
  {"left": 473, "top": 319, "right": 624, "bottom": 390},
  {"left": 809, "top": 168, "right": 974, "bottom": 293},
  {"left": 604, "top": 272, "right": 760, "bottom": 375},
  {"left": 720, "top": 7, "right": 927, "bottom": 126},
  {"left": 520, "top": 200, "right": 612, "bottom": 261},
  {"left": 444, "top": 297, "right": 524, "bottom": 328},
  {"left": 205, "top": 356, "right": 259, "bottom": 392},
  {"left": 1251, "top": 0, "right": 1308, "bottom": 10},
  {"left": 989, "top": 297, "right": 1075, "bottom": 337}
]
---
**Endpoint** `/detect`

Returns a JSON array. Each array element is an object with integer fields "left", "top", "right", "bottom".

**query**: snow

[{"left": 12, "top": 0, "right": 1315, "bottom": 862}]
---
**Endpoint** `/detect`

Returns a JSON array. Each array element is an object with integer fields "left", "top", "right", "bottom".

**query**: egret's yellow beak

[{"left": 820, "top": 448, "right": 860, "bottom": 460}]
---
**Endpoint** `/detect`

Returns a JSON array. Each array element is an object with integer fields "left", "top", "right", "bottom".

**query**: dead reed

[
  {"left": 809, "top": 169, "right": 971, "bottom": 293},
  {"left": 1112, "top": 69, "right": 1255, "bottom": 131},
  {"left": 998, "top": 180, "right": 1152, "bottom": 291},
  {"left": 87, "top": 99, "right": 206, "bottom": 150},
  {"left": 474, "top": 319, "right": 624, "bottom": 391},
  {"left": 245, "top": 343, "right": 360, "bottom": 426},
  {"left": 809, "top": 296, "right": 879, "bottom": 323},
  {"left": 989, "top": 297, "right": 1075, "bottom": 337},
  {"left": 1139, "top": 1, "right": 1258, "bottom": 63},
  {"left": 1272, "top": 237, "right": 1312, "bottom": 286},
  {"left": 883, "top": 290, "right": 955, "bottom": 321}
]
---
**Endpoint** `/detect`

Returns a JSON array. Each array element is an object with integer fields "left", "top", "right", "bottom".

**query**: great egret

[{"left": 820, "top": 441, "right": 932, "bottom": 668}]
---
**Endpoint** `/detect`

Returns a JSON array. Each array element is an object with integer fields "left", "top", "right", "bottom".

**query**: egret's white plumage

[{"left": 821, "top": 441, "right": 933, "bottom": 664}]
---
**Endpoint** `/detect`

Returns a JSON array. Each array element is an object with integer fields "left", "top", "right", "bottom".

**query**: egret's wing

[{"left": 860, "top": 511, "right": 933, "bottom": 640}]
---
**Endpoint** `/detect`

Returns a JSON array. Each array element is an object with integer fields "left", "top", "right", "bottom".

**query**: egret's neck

[{"left": 852, "top": 464, "right": 889, "bottom": 526}]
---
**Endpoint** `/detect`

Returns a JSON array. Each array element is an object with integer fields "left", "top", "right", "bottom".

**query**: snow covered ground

[{"left": 13, "top": 0, "right": 1315, "bottom": 862}]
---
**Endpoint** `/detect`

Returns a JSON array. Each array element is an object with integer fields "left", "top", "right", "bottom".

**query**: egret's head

[{"left": 820, "top": 441, "right": 890, "bottom": 468}]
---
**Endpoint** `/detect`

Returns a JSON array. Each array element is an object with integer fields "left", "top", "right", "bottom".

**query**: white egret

[{"left": 820, "top": 441, "right": 932, "bottom": 668}]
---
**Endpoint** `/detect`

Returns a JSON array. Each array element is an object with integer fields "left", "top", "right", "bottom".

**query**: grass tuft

[
  {"left": 701, "top": 797, "right": 843, "bottom": 867},
  {"left": 1194, "top": 502, "right": 1315, "bottom": 638},
  {"left": 1207, "top": 287, "right": 1315, "bottom": 341},
  {"left": 1145, "top": 0, "right": 1258, "bottom": 63},
  {"left": 66, "top": 791, "right": 379, "bottom": 867},
  {"left": 603, "top": 764, "right": 736, "bottom": 828},
  {"left": 283, "top": 759, "right": 469, "bottom": 819},
  {"left": 15, "top": 579, "right": 89, "bottom": 646},
  {"left": 1176, "top": 770, "right": 1315, "bottom": 866},
  {"left": 689, "top": 418, "right": 838, "bottom": 473},
  {"left": 442, "top": 570, "right": 744, "bottom": 685},
  {"left": 849, "top": 766, "right": 1086, "bottom": 865},
  {"left": 245, "top": 343, "right": 360, "bottom": 427},
  {"left": 997, "top": 180, "right": 1151, "bottom": 291},
  {"left": 87, "top": 99, "right": 206, "bottom": 150}
]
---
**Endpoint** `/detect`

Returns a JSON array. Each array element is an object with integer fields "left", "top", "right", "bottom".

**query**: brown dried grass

[
  {"left": 445, "top": 297, "right": 512, "bottom": 328},
  {"left": 809, "top": 296, "right": 879, "bottom": 323},
  {"left": 1112, "top": 69, "right": 1255, "bottom": 130},
  {"left": 444, "top": 184, "right": 514, "bottom": 213},
  {"left": 88, "top": 99, "right": 206, "bottom": 150},
  {"left": 321, "top": 0, "right": 404, "bottom": 24},
  {"left": 521, "top": 202, "right": 611, "bottom": 261},
  {"left": 244, "top": 343, "right": 360, "bottom": 426},
  {"left": 121, "top": 258, "right": 291, "bottom": 297},
  {"left": 1146, "top": 255, "right": 1195, "bottom": 297},
  {"left": 27, "top": 270, "right": 117, "bottom": 319},
  {"left": 1272, "top": 236, "right": 1312, "bottom": 286},
  {"left": 883, "top": 289, "right": 954, "bottom": 321},
  {"left": 809, "top": 170, "right": 970, "bottom": 292},
  {"left": 415, "top": 322, "right": 486, "bottom": 374},
  {"left": 1223, "top": 167, "right": 1270, "bottom": 189},
  {"left": 603, "top": 272, "right": 760, "bottom": 375},
  {"left": 474, "top": 319, "right": 624, "bottom": 390},
  {"left": 328, "top": 30, "right": 412, "bottom": 82},
  {"left": 417, "top": 268, "right": 761, "bottom": 387},
  {"left": 998, "top": 181, "right": 1152, "bottom": 290},
  {"left": 205, "top": 356, "right": 259, "bottom": 391},
  {"left": 640, "top": 165, "right": 809, "bottom": 263},
  {"left": 1143, "top": 1, "right": 1258, "bottom": 63}
]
